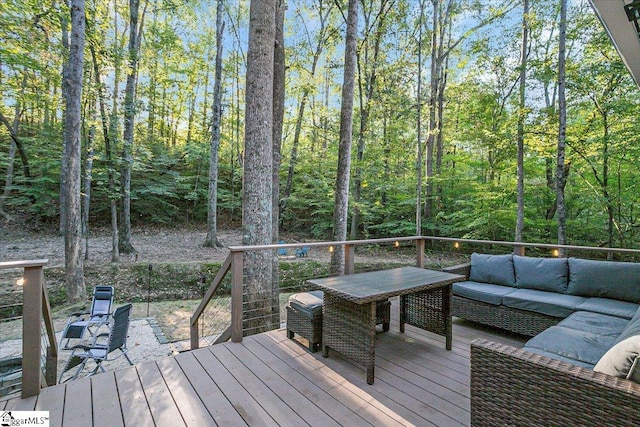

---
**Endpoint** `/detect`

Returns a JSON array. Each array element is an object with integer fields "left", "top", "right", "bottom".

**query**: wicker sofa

[{"left": 450, "top": 253, "right": 640, "bottom": 425}]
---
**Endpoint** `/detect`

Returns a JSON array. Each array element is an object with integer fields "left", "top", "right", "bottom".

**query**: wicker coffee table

[{"left": 308, "top": 266, "right": 465, "bottom": 384}]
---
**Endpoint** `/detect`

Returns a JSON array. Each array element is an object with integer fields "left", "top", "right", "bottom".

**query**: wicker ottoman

[
  {"left": 286, "top": 291, "right": 324, "bottom": 352},
  {"left": 286, "top": 291, "right": 392, "bottom": 352}
]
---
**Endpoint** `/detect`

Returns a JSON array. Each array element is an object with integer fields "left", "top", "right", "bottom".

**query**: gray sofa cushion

[
  {"left": 502, "top": 289, "right": 586, "bottom": 318},
  {"left": 453, "top": 281, "right": 516, "bottom": 306},
  {"left": 513, "top": 255, "right": 569, "bottom": 293},
  {"left": 288, "top": 290, "right": 324, "bottom": 318},
  {"left": 567, "top": 258, "right": 640, "bottom": 303},
  {"left": 576, "top": 298, "right": 639, "bottom": 320},
  {"left": 557, "top": 311, "right": 629, "bottom": 337},
  {"left": 469, "top": 253, "right": 516, "bottom": 287},
  {"left": 523, "top": 346, "right": 596, "bottom": 369},
  {"left": 614, "top": 306, "right": 640, "bottom": 345},
  {"left": 524, "top": 325, "right": 617, "bottom": 366}
]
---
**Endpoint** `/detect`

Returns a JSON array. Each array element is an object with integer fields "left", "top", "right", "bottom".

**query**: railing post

[
  {"left": 22, "top": 265, "right": 43, "bottom": 398},
  {"left": 345, "top": 244, "right": 355, "bottom": 275},
  {"left": 231, "top": 251, "right": 244, "bottom": 342},
  {"left": 416, "top": 239, "right": 425, "bottom": 268},
  {"left": 190, "top": 319, "right": 200, "bottom": 350},
  {"left": 513, "top": 246, "right": 525, "bottom": 256}
]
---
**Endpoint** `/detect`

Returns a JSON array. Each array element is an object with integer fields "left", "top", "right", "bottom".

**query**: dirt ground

[
  {"left": 1, "top": 226, "right": 243, "bottom": 267},
  {"left": 0, "top": 225, "right": 346, "bottom": 267}
]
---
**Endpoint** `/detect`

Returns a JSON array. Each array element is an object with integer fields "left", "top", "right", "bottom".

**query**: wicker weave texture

[
  {"left": 453, "top": 296, "right": 560, "bottom": 336},
  {"left": 286, "top": 305, "right": 322, "bottom": 352},
  {"left": 400, "top": 285, "right": 451, "bottom": 348},
  {"left": 471, "top": 339, "right": 640, "bottom": 427},
  {"left": 322, "top": 292, "right": 377, "bottom": 383}
]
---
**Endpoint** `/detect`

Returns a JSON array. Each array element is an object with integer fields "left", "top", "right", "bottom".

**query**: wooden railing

[
  {"left": 0, "top": 259, "right": 57, "bottom": 398},
  {"left": 191, "top": 236, "right": 428, "bottom": 348},
  {"left": 190, "top": 235, "right": 640, "bottom": 349}
]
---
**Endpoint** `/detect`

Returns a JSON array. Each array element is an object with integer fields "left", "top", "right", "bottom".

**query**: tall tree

[
  {"left": 90, "top": 43, "right": 119, "bottom": 262},
  {"left": 350, "top": 0, "right": 394, "bottom": 240},
  {"left": 0, "top": 78, "right": 25, "bottom": 221},
  {"left": 281, "top": 0, "right": 335, "bottom": 217},
  {"left": 62, "top": 0, "right": 86, "bottom": 302},
  {"left": 556, "top": 0, "right": 568, "bottom": 251},
  {"left": 416, "top": 0, "right": 426, "bottom": 235},
  {"left": 515, "top": 0, "right": 530, "bottom": 251},
  {"left": 271, "top": 0, "right": 286, "bottom": 327},
  {"left": 204, "top": 0, "right": 225, "bottom": 248},
  {"left": 243, "top": 0, "right": 275, "bottom": 334},
  {"left": 330, "top": 0, "right": 358, "bottom": 274},
  {"left": 120, "top": 0, "right": 145, "bottom": 254}
]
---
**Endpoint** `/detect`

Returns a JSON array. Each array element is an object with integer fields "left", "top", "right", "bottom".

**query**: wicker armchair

[{"left": 471, "top": 339, "right": 640, "bottom": 426}]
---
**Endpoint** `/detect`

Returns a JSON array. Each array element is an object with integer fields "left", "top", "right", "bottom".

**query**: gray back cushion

[
  {"left": 469, "top": 253, "right": 515, "bottom": 287},
  {"left": 513, "top": 255, "right": 569, "bottom": 293},
  {"left": 567, "top": 258, "right": 640, "bottom": 303}
]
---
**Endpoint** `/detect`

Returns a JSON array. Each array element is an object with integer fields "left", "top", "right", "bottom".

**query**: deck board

[
  {"left": 136, "top": 361, "right": 186, "bottom": 427},
  {"left": 61, "top": 377, "right": 92, "bottom": 426},
  {"left": 90, "top": 372, "right": 124, "bottom": 427},
  {"left": 114, "top": 365, "right": 154, "bottom": 427},
  {"left": 172, "top": 351, "right": 248, "bottom": 427},
  {"left": 242, "top": 337, "right": 371, "bottom": 427},
  {"left": 2, "top": 312, "right": 526, "bottom": 427},
  {"left": 155, "top": 356, "right": 218, "bottom": 426},
  {"left": 192, "top": 344, "right": 277, "bottom": 426}
]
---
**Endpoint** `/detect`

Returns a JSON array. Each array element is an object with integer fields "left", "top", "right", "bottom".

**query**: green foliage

[{"left": 1, "top": 0, "right": 639, "bottom": 252}]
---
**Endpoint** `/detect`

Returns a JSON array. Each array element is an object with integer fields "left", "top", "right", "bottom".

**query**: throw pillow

[
  {"left": 469, "top": 253, "right": 516, "bottom": 287},
  {"left": 593, "top": 335, "right": 640, "bottom": 382},
  {"left": 513, "top": 255, "right": 568, "bottom": 293}
]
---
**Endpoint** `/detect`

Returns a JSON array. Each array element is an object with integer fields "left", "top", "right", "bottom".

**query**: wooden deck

[{"left": 1, "top": 304, "right": 525, "bottom": 426}]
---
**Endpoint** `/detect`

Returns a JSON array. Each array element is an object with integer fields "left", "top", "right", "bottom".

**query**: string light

[
  {"left": 454, "top": 242, "right": 460, "bottom": 249},
  {"left": 552, "top": 249, "right": 559, "bottom": 257},
  {"left": 394, "top": 241, "right": 400, "bottom": 247},
  {"left": 328, "top": 246, "right": 334, "bottom": 253}
]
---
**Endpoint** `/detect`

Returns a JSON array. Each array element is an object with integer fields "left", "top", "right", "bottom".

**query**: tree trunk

[
  {"left": 0, "top": 111, "right": 31, "bottom": 180},
  {"left": 62, "top": 0, "right": 86, "bottom": 302},
  {"left": 120, "top": 0, "right": 144, "bottom": 254},
  {"left": 350, "top": 0, "right": 389, "bottom": 240},
  {"left": 282, "top": 0, "right": 332, "bottom": 217},
  {"left": 424, "top": 0, "right": 439, "bottom": 231},
  {"left": 243, "top": 0, "right": 275, "bottom": 335},
  {"left": 204, "top": 0, "right": 225, "bottom": 249},
  {"left": 331, "top": 0, "right": 358, "bottom": 275},
  {"left": 60, "top": 4, "right": 70, "bottom": 235},
  {"left": 556, "top": 0, "right": 568, "bottom": 252},
  {"left": 90, "top": 44, "right": 119, "bottom": 262},
  {"left": 416, "top": 0, "right": 425, "bottom": 235},
  {"left": 0, "top": 140, "right": 16, "bottom": 221},
  {"left": 515, "top": 0, "right": 529, "bottom": 251},
  {"left": 83, "top": 101, "right": 96, "bottom": 260},
  {"left": 0, "top": 89, "right": 24, "bottom": 221},
  {"left": 271, "top": 0, "right": 286, "bottom": 328}
]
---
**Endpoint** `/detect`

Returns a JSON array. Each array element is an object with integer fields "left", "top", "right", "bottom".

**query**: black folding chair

[
  {"left": 59, "top": 286, "right": 114, "bottom": 349},
  {"left": 58, "top": 303, "right": 134, "bottom": 383}
]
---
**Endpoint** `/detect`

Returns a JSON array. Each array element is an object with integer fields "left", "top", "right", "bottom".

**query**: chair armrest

[
  {"left": 69, "top": 310, "right": 90, "bottom": 317},
  {"left": 71, "top": 343, "right": 108, "bottom": 351},
  {"left": 442, "top": 263, "right": 470, "bottom": 279},
  {"left": 470, "top": 339, "right": 640, "bottom": 426}
]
